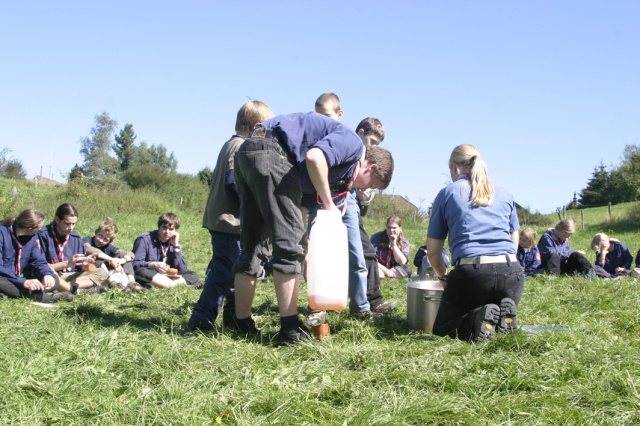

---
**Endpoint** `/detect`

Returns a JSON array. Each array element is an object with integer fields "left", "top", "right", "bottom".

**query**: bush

[
  {"left": 157, "top": 173, "right": 209, "bottom": 211},
  {"left": 366, "top": 193, "right": 426, "bottom": 223},
  {"left": 517, "top": 205, "right": 552, "bottom": 227},
  {"left": 626, "top": 203, "right": 640, "bottom": 223}
]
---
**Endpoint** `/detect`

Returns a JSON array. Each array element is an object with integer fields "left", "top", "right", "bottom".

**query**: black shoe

[
  {"left": 472, "top": 304, "right": 500, "bottom": 343},
  {"left": 498, "top": 298, "right": 517, "bottom": 334},
  {"left": 229, "top": 316, "right": 261, "bottom": 336},
  {"left": 276, "top": 324, "right": 312, "bottom": 346},
  {"left": 50, "top": 291, "right": 74, "bottom": 303}
]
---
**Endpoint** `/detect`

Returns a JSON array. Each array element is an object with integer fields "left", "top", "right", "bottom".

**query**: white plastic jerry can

[{"left": 306, "top": 209, "right": 349, "bottom": 311}]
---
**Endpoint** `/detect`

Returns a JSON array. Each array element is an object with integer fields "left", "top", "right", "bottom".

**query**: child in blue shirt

[
  {"left": 591, "top": 233, "right": 633, "bottom": 278},
  {"left": 517, "top": 228, "right": 542, "bottom": 276}
]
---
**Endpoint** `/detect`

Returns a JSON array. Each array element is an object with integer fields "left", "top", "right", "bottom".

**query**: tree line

[
  {"left": 71, "top": 112, "right": 179, "bottom": 190},
  {"left": 569, "top": 144, "right": 640, "bottom": 209}
]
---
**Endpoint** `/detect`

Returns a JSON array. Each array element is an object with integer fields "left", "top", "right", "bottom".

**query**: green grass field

[{"left": 2, "top": 178, "right": 640, "bottom": 425}]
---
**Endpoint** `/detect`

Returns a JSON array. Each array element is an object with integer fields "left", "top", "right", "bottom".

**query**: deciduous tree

[{"left": 79, "top": 112, "right": 119, "bottom": 178}]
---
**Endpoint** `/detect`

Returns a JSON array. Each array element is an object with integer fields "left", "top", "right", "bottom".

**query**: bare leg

[
  {"left": 72, "top": 275, "right": 100, "bottom": 289},
  {"left": 273, "top": 271, "right": 298, "bottom": 317},
  {"left": 57, "top": 279, "right": 72, "bottom": 292},
  {"left": 234, "top": 272, "right": 257, "bottom": 319},
  {"left": 150, "top": 273, "right": 180, "bottom": 288}
]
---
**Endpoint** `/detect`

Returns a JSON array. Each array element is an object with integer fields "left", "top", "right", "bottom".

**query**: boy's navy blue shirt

[
  {"left": 37, "top": 223, "right": 85, "bottom": 271},
  {"left": 595, "top": 241, "right": 633, "bottom": 274},
  {"left": 517, "top": 245, "right": 542, "bottom": 275},
  {"left": 538, "top": 229, "right": 573, "bottom": 267},
  {"left": 256, "top": 112, "right": 364, "bottom": 194}
]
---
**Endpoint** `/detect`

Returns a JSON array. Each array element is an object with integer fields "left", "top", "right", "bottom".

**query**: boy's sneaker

[
  {"left": 351, "top": 310, "right": 372, "bottom": 320},
  {"left": 305, "top": 310, "right": 327, "bottom": 326},
  {"left": 127, "top": 282, "right": 148, "bottom": 293},
  {"left": 472, "top": 304, "right": 500, "bottom": 343},
  {"left": 372, "top": 300, "right": 398, "bottom": 314},
  {"left": 498, "top": 298, "right": 517, "bottom": 334},
  {"left": 276, "top": 324, "right": 312, "bottom": 346},
  {"left": 50, "top": 291, "right": 74, "bottom": 303}
]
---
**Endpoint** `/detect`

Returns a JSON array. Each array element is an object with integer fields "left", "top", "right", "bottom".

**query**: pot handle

[{"left": 424, "top": 295, "right": 442, "bottom": 302}]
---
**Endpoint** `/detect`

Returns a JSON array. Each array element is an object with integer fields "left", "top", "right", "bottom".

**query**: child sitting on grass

[
  {"left": 591, "top": 233, "right": 633, "bottom": 278},
  {"left": 133, "top": 212, "right": 199, "bottom": 288},
  {"left": 517, "top": 228, "right": 543, "bottom": 276},
  {"left": 83, "top": 220, "right": 146, "bottom": 292},
  {"left": 37, "top": 203, "right": 109, "bottom": 294},
  {"left": 370, "top": 215, "right": 412, "bottom": 279}
]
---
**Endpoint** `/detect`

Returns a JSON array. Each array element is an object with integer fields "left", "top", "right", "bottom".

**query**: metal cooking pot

[{"left": 406, "top": 280, "right": 444, "bottom": 332}]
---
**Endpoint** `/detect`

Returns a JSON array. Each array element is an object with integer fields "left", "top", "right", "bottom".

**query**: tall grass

[{"left": 2, "top": 177, "right": 640, "bottom": 424}]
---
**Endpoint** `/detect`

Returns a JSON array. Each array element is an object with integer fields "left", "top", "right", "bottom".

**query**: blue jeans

[
  {"left": 433, "top": 260, "right": 524, "bottom": 341},
  {"left": 309, "top": 192, "right": 369, "bottom": 313},
  {"left": 189, "top": 231, "right": 240, "bottom": 327}
]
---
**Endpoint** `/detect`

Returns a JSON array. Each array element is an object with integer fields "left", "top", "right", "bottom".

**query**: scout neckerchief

[
  {"left": 9, "top": 226, "right": 22, "bottom": 275},
  {"left": 160, "top": 242, "right": 169, "bottom": 263},
  {"left": 51, "top": 224, "right": 71, "bottom": 271}
]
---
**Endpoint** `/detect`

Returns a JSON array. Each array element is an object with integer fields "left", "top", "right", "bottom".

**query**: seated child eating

[
  {"left": 132, "top": 212, "right": 199, "bottom": 288},
  {"left": 517, "top": 227, "right": 543, "bottom": 276},
  {"left": 591, "top": 233, "right": 633, "bottom": 278},
  {"left": 83, "top": 220, "right": 146, "bottom": 292}
]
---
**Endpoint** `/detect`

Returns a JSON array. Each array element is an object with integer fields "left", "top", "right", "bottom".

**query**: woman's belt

[{"left": 456, "top": 254, "right": 517, "bottom": 266}]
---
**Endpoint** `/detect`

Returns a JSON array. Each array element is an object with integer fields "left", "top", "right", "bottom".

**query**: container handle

[{"left": 424, "top": 295, "right": 442, "bottom": 302}]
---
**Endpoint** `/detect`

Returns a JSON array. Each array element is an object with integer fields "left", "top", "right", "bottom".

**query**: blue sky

[{"left": 1, "top": 1, "right": 638, "bottom": 214}]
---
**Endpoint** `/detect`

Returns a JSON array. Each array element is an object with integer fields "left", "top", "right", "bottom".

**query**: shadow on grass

[{"left": 57, "top": 304, "right": 167, "bottom": 331}]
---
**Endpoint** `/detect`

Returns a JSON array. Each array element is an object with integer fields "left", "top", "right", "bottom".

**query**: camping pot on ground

[{"left": 406, "top": 280, "right": 444, "bottom": 332}]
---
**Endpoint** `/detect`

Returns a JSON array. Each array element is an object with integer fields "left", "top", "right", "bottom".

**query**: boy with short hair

[
  {"left": 183, "top": 100, "right": 274, "bottom": 336},
  {"left": 233, "top": 112, "right": 394, "bottom": 345},
  {"left": 353, "top": 117, "right": 399, "bottom": 314},
  {"left": 315, "top": 93, "right": 344, "bottom": 121},
  {"left": 308, "top": 108, "right": 397, "bottom": 322},
  {"left": 132, "top": 213, "right": 199, "bottom": 288},
  {"left": 83, "top": 220, "right": 145, "bottom": 292}
]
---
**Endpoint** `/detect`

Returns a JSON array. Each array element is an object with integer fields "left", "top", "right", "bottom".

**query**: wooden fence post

[
  {"left": 563, "top": 206, "right": 566, "bottom": 219},
  {"left": 581, "top": 210, "right": 584, "bottom": 230},
  {"left": 557, "top": 208, "right": 562, "bottom": 221},
  {"left": 608, "top": 202, "right": 612, "bottom": 220}
]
